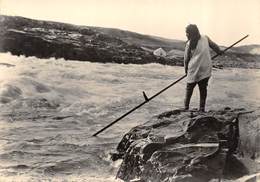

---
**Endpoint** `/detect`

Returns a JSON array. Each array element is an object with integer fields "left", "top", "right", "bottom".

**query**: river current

[{"left": 0, "top": 53, "right": 259, "bottom": 181}]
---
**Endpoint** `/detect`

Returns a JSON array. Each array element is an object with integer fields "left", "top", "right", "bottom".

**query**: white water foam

[{"left": 0, "top": 52, "right": 259, "bottom": 180}]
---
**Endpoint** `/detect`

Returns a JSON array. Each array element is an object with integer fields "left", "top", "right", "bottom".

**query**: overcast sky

[{"left": 1, "top": 0, "right": 260, "bottom": 45}]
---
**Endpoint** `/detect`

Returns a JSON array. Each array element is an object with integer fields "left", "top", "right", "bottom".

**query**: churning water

[{"left": 0, "top": 53, "right": 259, "bottom": 181}]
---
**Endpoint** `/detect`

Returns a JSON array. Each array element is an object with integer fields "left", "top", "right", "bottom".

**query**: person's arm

[{"left": 207, "top": 36, "right": 223, "bottom": 55}]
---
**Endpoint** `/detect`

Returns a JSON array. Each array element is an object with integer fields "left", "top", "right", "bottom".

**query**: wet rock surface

[{"left": 112, "top": 108, "right": 259, "bottom": 182}]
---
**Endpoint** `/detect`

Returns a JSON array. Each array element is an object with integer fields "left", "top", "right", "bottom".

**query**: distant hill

[
  {"left": 0, "top": 15, "right": 259, "bottom": 69},
  {"left": 90, "top": 28, "right": 260, "bottom": 56},
  {"left": 232, "top": 44, "right": 260, "bottom": 55},
  {"left": 91, "top": 27, "right": 185, "bottom": 51}
]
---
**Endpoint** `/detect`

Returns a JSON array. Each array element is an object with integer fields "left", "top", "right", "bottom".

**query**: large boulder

[{"left": 112, "top": 108, "right": 259, "bottom": 182}]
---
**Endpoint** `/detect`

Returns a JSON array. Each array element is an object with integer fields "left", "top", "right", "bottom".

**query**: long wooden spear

[{"left": 92, "top": 35, "right": 249, "bottom": 137}]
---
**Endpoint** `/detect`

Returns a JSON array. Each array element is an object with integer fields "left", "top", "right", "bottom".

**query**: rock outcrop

[
  {"left": 112, "top": 108, "right": 259, "bottom": 182},
  {"left": 1, "top": 15, "right": 259, "bottom": 68},
  {"left": 0, "top": 15, "right": 179, "bottom": 65}
]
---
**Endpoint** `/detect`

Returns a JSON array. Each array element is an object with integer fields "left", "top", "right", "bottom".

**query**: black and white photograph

[{"left": 0, "top": 0, "right": 259, "bottom": 181}]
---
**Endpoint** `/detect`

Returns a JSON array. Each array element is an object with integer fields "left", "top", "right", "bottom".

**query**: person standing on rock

[{"left": 184, "top": 24, "right": 222, "bottom": 112}]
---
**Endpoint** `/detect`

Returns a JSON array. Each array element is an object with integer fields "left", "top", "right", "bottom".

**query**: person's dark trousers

[{"left": 184, "top": 77, "right": 210, "bottom": 111}]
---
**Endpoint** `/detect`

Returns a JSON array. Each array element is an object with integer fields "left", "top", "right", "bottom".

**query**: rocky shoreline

[
  {"left": 1, "top": 15, "right": 260, "bottom": 68},
  {"left": 111, "top": 108, "right": 259, "bottom": 182},
  {"left": 0, "top": 15, "right": 176, "bottom": 66}
]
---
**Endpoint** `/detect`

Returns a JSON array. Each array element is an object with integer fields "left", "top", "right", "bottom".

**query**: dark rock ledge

[
  {"left": 0, "top": 15, "right": 176, "bottom": 65},
  {"left": 112, "top": 107, "right": 259, "bottom": 182},
  {"left": 1, "top": 15, "right": 260, "bottom": 68}
]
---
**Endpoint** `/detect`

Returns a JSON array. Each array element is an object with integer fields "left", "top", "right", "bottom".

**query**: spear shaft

[{"left": 92, "top": 35, "right": 249, "bottom": 137}]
